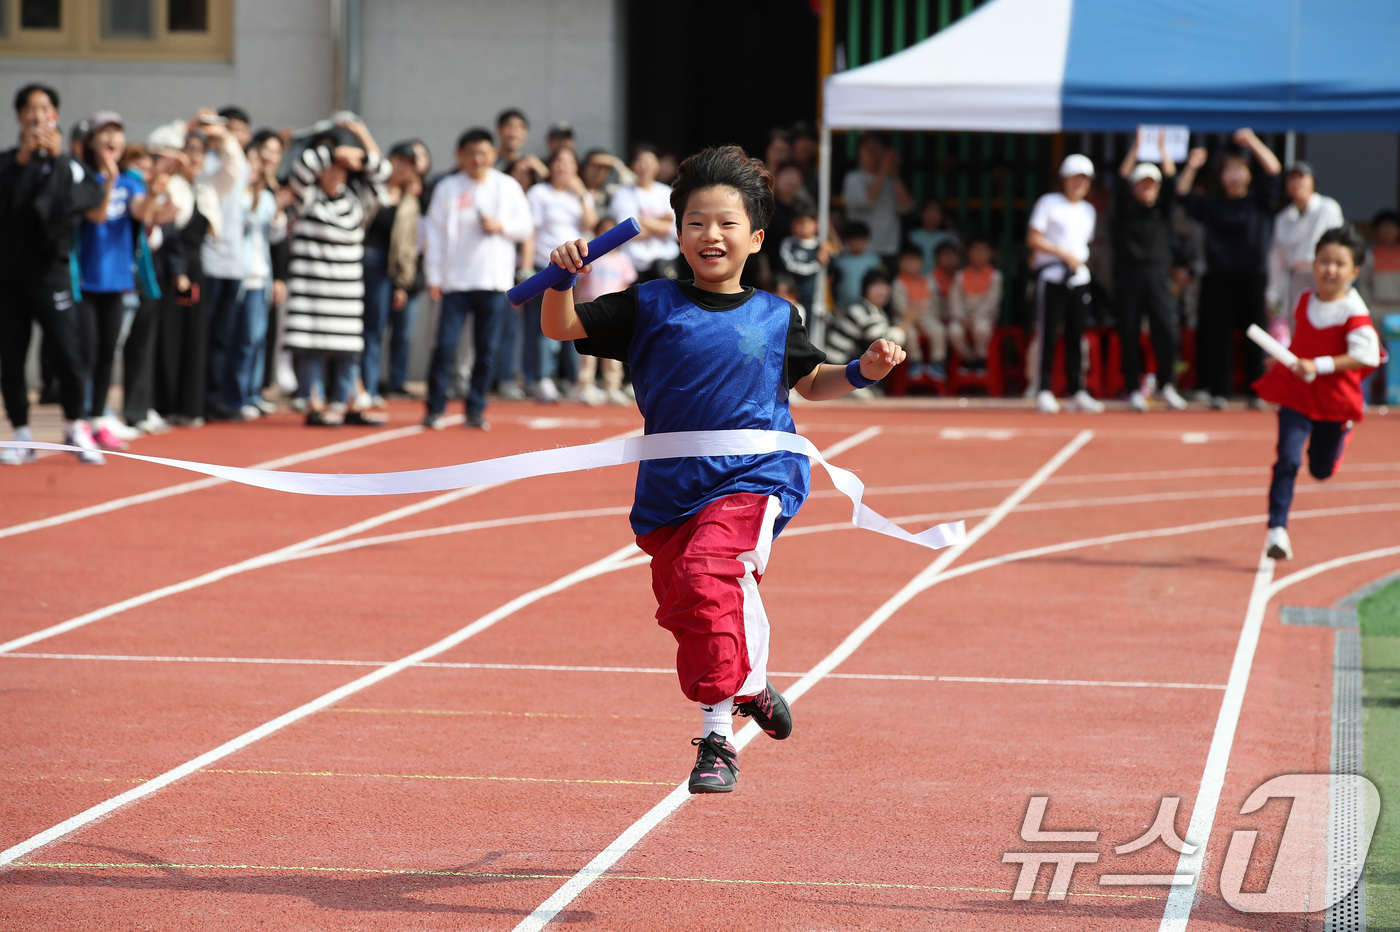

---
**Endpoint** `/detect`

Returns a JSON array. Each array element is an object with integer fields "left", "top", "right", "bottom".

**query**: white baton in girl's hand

[{"left": 1246, "top": 324, "right": 1316, "bottom": 383}]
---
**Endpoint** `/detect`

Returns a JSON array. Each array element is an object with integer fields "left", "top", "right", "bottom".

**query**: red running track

[{"left": 1, "top": 400, "right": 1397, "bottom": 930}]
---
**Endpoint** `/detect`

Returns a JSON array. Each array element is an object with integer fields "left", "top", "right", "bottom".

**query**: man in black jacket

[
  {"left": 0, "top": 82, "right": 106, "bottom": 464},
  {"left": 1115, "top": 129, "right": 1188, "bottom": 411}
]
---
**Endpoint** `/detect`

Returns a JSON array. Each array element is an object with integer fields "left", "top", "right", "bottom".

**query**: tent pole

[{"left": 813, "top": 123, "right": 833, "bottom": 349}]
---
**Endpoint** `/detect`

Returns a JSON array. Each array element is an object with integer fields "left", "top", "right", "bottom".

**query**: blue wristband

[
  {"left": 846, "top": 359, "right": 878, "bottom": 389},
  {"left": 549, "top": 271, "right": 578, "bottom": 292}
]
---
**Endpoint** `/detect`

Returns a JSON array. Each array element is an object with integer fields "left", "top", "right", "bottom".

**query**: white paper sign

[{"left": 1136, "top": 125, "right": 1190, "bottom": 164}]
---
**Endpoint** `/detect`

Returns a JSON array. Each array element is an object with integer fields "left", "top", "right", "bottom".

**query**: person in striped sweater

[{"left": 285, "top": 118, "right": 389, "bottom": 426}]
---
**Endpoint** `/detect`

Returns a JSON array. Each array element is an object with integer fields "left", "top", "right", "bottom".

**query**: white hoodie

[{"left": 424, "top": 168, "right": 532, "bottom": 293}]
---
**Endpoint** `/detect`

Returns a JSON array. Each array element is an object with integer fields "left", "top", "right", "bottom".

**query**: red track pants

[{"left": 637, "top": 493, "right": 780, "bottom": 706}]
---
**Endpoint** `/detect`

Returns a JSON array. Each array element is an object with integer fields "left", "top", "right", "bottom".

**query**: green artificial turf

[
  {"left": 1360, "top": 578, "right": 1400, "bottom": 637},
  {"left": 1363, "top": 629, "right": 1400, "bottom": 931}
]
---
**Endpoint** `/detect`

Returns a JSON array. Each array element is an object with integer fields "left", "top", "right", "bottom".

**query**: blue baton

[{"left": 506, "top": 217, "right": 643, "bottom": 307}]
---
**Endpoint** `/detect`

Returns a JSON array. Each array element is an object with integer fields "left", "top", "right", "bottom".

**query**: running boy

[
  {"left": 1254, "top": 225, "right": 1381, "bottom": 560},
  {"left": 541, "top": 146, "right": 905, "bottom": 793}
]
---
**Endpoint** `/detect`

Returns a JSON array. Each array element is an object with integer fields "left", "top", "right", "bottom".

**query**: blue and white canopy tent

[{"left": 813, "top": 0, "right": 1400, "bottom": 320}]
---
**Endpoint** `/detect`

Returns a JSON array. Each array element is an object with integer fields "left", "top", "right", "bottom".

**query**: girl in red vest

[{"left": 1254, "top": 225, "right": 1382, "bottom": 559}]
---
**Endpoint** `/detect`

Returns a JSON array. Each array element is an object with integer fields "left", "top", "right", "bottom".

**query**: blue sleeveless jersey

[{"left": 628, "top": 279, "right": 810, "bottom": 536}]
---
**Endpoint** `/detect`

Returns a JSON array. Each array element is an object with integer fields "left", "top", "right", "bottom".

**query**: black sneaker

[
  {"left": 735, "top": 677, "right": 792, "bottom": 740},
  {"left": 688, "top": 732, "right": 739, "bottom": 794},
  {"left": 466, "top": 411, "right": 491, "bottom": 431}
]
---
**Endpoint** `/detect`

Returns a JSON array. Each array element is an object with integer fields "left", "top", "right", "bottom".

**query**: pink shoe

[{"left": 92, "top": 424, "right": 129, "bottom": 451}]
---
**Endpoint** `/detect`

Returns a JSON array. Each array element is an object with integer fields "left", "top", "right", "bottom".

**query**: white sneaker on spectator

[
  {"left": 1160, "top": 384, "right": 1189, "bottom": 411},
  {"left": 65, "top": 421, "right": 106, "bottom": 465},
  {"left": 1129, "top": 390, "right": 1149, "bottom": 412},
  {"left": 1, "top": 425, "right": 35, "bottom": 465},
  {"left": 290, "top": 397, "right": 308, "bottom": 414},
  {"left": 99, "top": 415, "right": 140, "bottom": 441},
  {"left": 564, "top": 383, "right": 584, "bottom": 403},
  {"left": 498, "top": 381, "right": 527, "bottom": 400},
  {"left": 607, "top": 388, "right": 631, "bottom": 406},
  {"left": 254, "top": 398, "right": 276, "bottom": 415},
  {"left": 1070, "top": 390, "right": 1105, "bottom": 414},
  {"left": 239, "top": 404, "right": 262, "bottom": 421},
  {"left": 354, "top": 391, "right": 373, "bottom": 410},
  {"left": 1190, "top": 389, "right": 1211, "bottom": 403},
  {"left": 135, "top": 409, "right": 169, "bottom": 433},
  {"left": 1035, "top": 390, "right": 1061, "bottom": 414},
  {"left": 534, "top": 378, "right": 560, "bottom": 403},
  {"left": 1266, "top": 526, "right": 1293, "bottom": 560},
  {"left": 579, "top": 385, "right": 605, "bottom": 406},
  {"left": 1210, "top": 395, "right": 1228, "bottom": 410}
]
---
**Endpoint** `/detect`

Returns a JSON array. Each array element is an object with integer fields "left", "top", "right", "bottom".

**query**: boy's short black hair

[
  {"left": 218, "top": 105, "right": 250, "bottom": 125},
  {"left": 897, "top": 244, "right": 922, "bottom": 259},
  {"left": 934, "top": 240, "right": 961, "bottom": 257},
  {"left": 843, "top": 220, "right": 871, "bottom": 240},
  {"left": 668, "top": 145, "right": 774, "bottom": 234},
  {"left": 857, "top": 131, "right": 888, "bottom": 149},
  {"left": 791, "top": 202, "right": 817, "bottom": 222},
  {"left": 457, "top": 127, "right": 494, "bottom": 150},
  {"left": 965, "top": 230, "right": 993, "bottom": 248},
  {"left": 773, "top": 273, "right": 798, "bottom": 293},
  {"left": 582, "top": 147, "right": 611, "bottom": 164},
  {"left": 1372, "top": 208, "right": 1400, "bottom": 230},
  {"left": 496, "top": 108, "right": 527, "bottom": 127},
  {"left": 1315, "top": 224, "right": 1367, "bottom": 266},
  {"left": 13, "top": 82, "right": 58, "bottom": 114},
  {"left": 861, "top": 268, "right": 890, "bottom": 293},
  {"left": 790, "top": 121, "right": 817, "bottom": 142},
  {"left": 388, "top": 140, "right": 418, "bottom": 161}
]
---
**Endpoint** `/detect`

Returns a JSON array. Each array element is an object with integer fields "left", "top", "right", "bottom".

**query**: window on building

[
  {"left": 0, "top": 0, "right": 229, "bottom": 59},
  {"left": 20, "top": 0, "right": 59, "bottom": 29},
  {"left": 102, "top": 0, "right": 152, "bottom": 38},
  {"left": 168, "top": 0, "right": 205, "bottom": 31}
]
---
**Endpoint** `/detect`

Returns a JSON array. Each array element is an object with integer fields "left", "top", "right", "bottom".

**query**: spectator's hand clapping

[
  {"left": 1186, "top": 147, "right": 1209, "bottom": 171},
  {"left": 859, "top": 338, "right": 906, "bottom": 381},
  {"left": 1231, "top": 128, "right": 1258, "bottom": 146},
  {"left": 551, "top": 238, "right": 592, "bottom": 274}
]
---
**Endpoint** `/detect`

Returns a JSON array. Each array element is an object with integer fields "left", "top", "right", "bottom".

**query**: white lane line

[
  {"left": 0, "top": 543, "right": 642, "bottom": 868},
  {"left": 511, "top": 429, "right": 1094, "bottom": 932},
  {"left": 1157, "top": 548, "right": 1275, "bottom": 932},
  {"left": 808, "top": 461, "right": 1400, "bottom": 501},
  {"left": 0, "top": 653, "right": 1226, "bottom": 690},
  {"left": 0, "top": 428, "right": 642, "bottom": 655},
  {"left": 1268, "top": 544, "right": 1400, "bottom": 599},
  {"left": 0, "top": 418, "right": 461, "bottom": 541},
  {"left": 814, "top": 425, "right": 881, "bottom": 461}
]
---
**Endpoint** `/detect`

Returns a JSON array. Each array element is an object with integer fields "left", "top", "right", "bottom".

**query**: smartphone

[{"left": 199, "top": 115, "right": 227, "bottom": 126}]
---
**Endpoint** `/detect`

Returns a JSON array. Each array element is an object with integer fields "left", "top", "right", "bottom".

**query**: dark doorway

[{"left": 624, "top": 0, "right": 819, "bottom": 161}]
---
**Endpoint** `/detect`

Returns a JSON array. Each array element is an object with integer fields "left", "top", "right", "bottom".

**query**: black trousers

[
  {"left": 0, "top": 265, "right": 87, "bottom": 426},
  {"left": 1036, "top": 270, "right": 1092, "bottom": 394},
  {"left": 154, "top": 278, "right": 207, "bottom": 419},
  {"left": 82, "top": 291, "right": 126, "bottom": 419},
  {"left": 1116, "top": 264, "right": 1179, "bottom": 390},
  {"left": 122, "top": 295, "right": 159, "bottom": 424},
  {"left": 1197, "top": 271, "right": 1265, "bottom": 398}
]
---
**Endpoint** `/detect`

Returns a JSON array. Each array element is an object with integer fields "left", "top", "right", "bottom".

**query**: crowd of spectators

[{"left": 1, "top": 79, "right": 1395, "bottom": 467}]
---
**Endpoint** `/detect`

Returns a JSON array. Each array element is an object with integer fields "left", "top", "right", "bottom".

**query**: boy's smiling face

[{"left": 680, "top": 185, "right": 763, "bottom": 293}]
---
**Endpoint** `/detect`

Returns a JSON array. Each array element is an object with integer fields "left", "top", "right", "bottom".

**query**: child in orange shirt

[
  {"left": 949, "top": 233, "right": 1003, "bottom": 370},
  {"left": 891, "top": 246, "right": 943, "bottom": 379}
]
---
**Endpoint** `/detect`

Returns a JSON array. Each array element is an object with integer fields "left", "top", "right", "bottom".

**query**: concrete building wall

[
  {"left": 356, "top": 0, "right": 624, "bottom": 171},
  {"left": 0, "top": 0, "right": 335, "bottom": 143}
]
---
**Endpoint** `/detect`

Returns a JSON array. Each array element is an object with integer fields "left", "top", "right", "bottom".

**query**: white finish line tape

[{"left": 0, "top": 430, "right": 966, "bottom": 550}]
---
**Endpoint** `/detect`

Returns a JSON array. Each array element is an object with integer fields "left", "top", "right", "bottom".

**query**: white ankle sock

[
  {"left": 701, "top": 698, "right": 734, "bottom": 739},
  {"left": 14, "top": 425, "right": 32, "bottom": 442}
]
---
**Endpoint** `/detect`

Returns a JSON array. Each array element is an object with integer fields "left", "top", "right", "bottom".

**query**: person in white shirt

[
  {"left": 841, "top": 133, "right": 913, "bottom": 261},
  {"left": 526, "top": 147, "right": 597, "bottom": 401},
  {"left": 1268, "top": 161, "right": 1345, "bottom": 323},
  {"left": 1027, "top": 154, "right": 1103, "bottom": 414},
  {"left": 609, "top": 144, "right": 678, "bottom": 280},
  {"left": 422, "top": 127, "right": 532, "bottom": 430}
]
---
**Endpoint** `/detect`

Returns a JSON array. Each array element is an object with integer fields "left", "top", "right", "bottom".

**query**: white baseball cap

[
  {"left": 1130, "top": 162, "right": 1163, "bottom": 184},
  {"left": 1059, "top": 153, "right": 1095, "bottom": 179}
]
